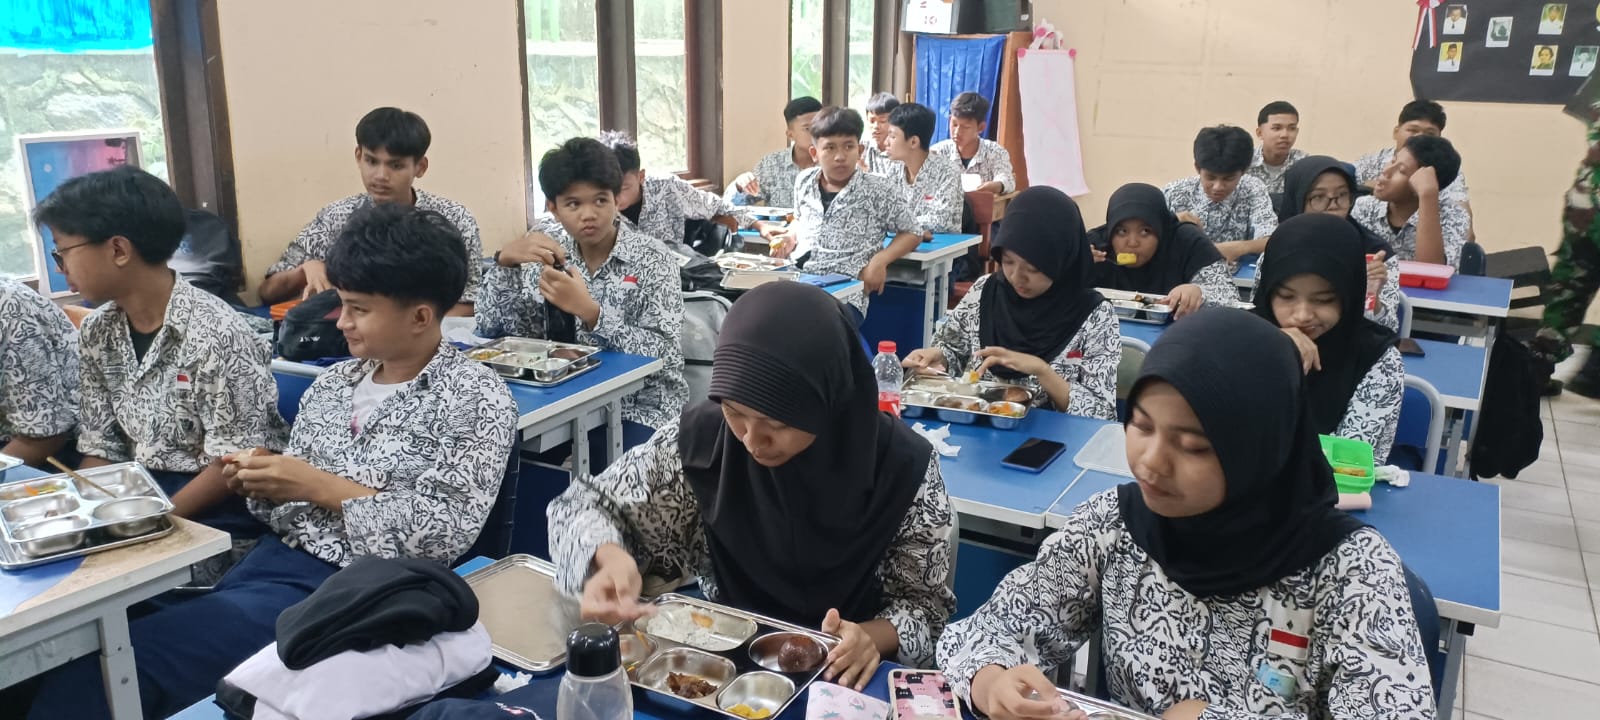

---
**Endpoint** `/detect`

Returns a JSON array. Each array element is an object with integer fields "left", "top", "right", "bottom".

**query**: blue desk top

[
  {"left": 909, "top": 410, "right": 1104, "bottom": 528},
  {"left": 502, "top": 351, "right": 658, "bottom": 419},
  {"left": 1399, "top": 274, "right": 1513, "bottom": 317},
  {"left": 2, "top": 465, "right": 87, "bottom": 614},
  {"left": 1048, "top": 468, "right": 1502, "bottom": 625},
  {"left": 1116, "top": 321, "right": 1485, "bottom": 408}
]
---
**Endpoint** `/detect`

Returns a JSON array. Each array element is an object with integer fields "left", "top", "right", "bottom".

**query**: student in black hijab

[
  {"left": 1087, "top": 183, "right": 1237, "bottom": 318},
  {"left": 1275, "top": 155, "right": 1403, "bottom": 331},
  {"left": 938, "top": 308, "right": 1433, "bottom": 720},
  {"left": 547, "top": 281, "right": 955, "bottom": 690},
  {"left": 903, "top": 187, "right": 1121, "bottom": 419},
  {"left": 1254, "top": 214, "right": 1404, "bottom": 462}
]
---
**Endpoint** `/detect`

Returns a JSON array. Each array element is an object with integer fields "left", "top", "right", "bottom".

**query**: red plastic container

[{"left": 1396, "top": 260, "right": 1455, "bottom": 290}]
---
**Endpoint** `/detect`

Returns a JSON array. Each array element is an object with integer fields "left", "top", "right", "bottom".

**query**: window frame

[{"left": 790, "top": 0, "right": 893, "bottom": 107}]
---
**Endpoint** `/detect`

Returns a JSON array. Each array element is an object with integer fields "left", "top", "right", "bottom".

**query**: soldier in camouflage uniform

[{"left": 1532, "top": 107, "right": 1600, "bottom": 398}]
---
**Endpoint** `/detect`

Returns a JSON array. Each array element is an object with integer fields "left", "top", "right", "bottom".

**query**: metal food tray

[
  {"left": 741, "top": 206, "right": 793, "bottom": 221},
  {"left": 0, "top": 463, "right": 177, "bottom": 570},
  {"left": 467, "top": 337, "right": 602, "bottom": 387},
  {"left": 463, "top": 554, "right": 577, "bottom": 674},
  {"left": 1096, "top": 288, "right": 1174, "bottom": 325},
  {"left": 899, "top": 377, "right": 1035, "bottom": 429},
  {"left": 714, "top": 252, "right": 794, "bottom": 273},
  {"left": 0, "top": 453, "right": 20, "bottom": 483},
  {"left": 622, "top": 593, "right": 838, "bottom": 720},
  {"left": 1055, "top": 688, "right": 1160, "bottom": 720}
]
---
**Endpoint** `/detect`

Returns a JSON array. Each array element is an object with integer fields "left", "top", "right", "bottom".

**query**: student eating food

[
  {"left": 547, "top": 281, "right": 955, "bottom": 691},
  {"left": 937, "top": 308, "right": 1434, "bottom": 720},
  {"left": 902, "top": 187, "right": 1120, "bottom": 420},
  {"left": 1088, "top": 183, "right": 1237, "bottom": 319},
  {"left": 1277, "top": 155, "right": 1402, "bottom": 332}
]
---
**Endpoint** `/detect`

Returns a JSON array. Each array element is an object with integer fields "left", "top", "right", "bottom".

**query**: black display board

[{"left": 1410, "top": 2, "right": 1600, "bottom": 104}]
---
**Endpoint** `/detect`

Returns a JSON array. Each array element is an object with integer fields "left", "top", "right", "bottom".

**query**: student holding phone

[
  {"left": 548, "top": 282, "right": 956, "bottom": 690},
  {"left": 937, "top": 308, "right": 1433, "bottom": 720}
]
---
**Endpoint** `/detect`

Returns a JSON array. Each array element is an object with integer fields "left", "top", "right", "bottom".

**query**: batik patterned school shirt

[
  {"left": 726, "top": 147, "right": 807, "bottom": 208},
  {"left": 930, "top": 138, "right": 1015, "bottom": 193},
  {"left": 938, "top": 490, "right": 1436, "bottom": 720},
  {"left": 862, "top": 144, "right": 897, "bottom": 176},
  {"left": 1246, "top": 147, "right": 1307, "bottom": 195},
  {"left": 548, "top": 423, "right": 956, "bottom": 668},
  {"left": 249, "top": 341, "right": 516, "bottom": 567},
  {"left": 475, "top": 222, "right": 688, "bottom": 430},
  {"left": 791, "top": 167, "right": 923, "bottom": 314},
  {"left": 889, "top": 152, "right": 966, "bottom": 234},
  {"left": 1336, "top": 347, "right": 1404, "bottom": 463},
  {"left": 1354, "top": 147, "right": 1470, "bottom": 207},
  {"left": 627, "top": 175, "right": 755, "bottom": 247},
  {"left": 0, "top": 278, "right": 79, "bottom": 443},
  {"left": 930, "top": 276, "right": 1120, "bottom": 421},
  {"left": 77, "top": 275, "right": 288, "bottom": 473},
  {"left": 1162, "top": 175, "right": 1279, "bottom": 244},
  {"left": 1351, "top": 195, "right": 1472, "bottom": 268},
  {"left": 267, "top": 189, "right": 485, "bottom": 303}
]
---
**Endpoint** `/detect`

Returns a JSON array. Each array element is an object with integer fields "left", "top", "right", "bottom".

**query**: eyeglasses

[
  {"left": 1305, "top": 192, "right": 1351, "bottom": 212},
  {"left": 50, "top": 241, "right": 92, "bottom": 270}
]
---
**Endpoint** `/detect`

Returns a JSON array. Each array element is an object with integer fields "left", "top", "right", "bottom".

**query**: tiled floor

[{"left": 1456, "top": 350, "right": 1600, "bottom": 719}]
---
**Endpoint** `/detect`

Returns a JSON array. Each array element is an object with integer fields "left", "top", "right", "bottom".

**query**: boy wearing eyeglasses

[{"left": 31, "top": 166, "right": 288, "bottom": 532}]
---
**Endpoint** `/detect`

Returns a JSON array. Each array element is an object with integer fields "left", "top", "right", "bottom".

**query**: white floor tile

[
  {"left": 1560, "top": 446, "right": 1600, "bottom": 471},
  {"left": 1501, "top": 537, "right": 1590, "bottom": 588},
  {"left": 1484, "top": 478, "right": 1572, "bottom": 517},
  {"left": 1501, "top": 573, "right": 1597, "bottom": 631},
  {"left": 1512, "top": 460, "right": 1568, "bottom": 488},
  {"left": 1501, "top": 508, "right": 1580, "bottom": 549},
  {"left": 1587, "top": 552, "right": 1600, "bottom": 590},
  {"left": 1467, "top": 615, "right": 1600, "bottom": 683},
  {"left": 1578, "top": 520, "right": 1600, "bottom": 554},
  {"left": 1571, "top": 490, "right": 1600, "bottom": 523},
  {"left": 1465, "top": 656, "right": 1600, "bottom": 720}
]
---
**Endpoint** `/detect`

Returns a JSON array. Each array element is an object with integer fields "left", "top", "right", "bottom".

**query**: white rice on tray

[{"left": 646, "top": 605, "right": 739, "bottom": 651}]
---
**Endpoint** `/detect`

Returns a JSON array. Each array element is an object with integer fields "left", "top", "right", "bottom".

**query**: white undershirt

[{"left": 350, "top": 369, "right": 411, "bottom": 435}]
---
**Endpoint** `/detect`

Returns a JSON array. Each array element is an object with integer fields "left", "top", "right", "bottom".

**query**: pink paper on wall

[{"left": 1017, "top": 49, "right": 1089, "bottom": 196}]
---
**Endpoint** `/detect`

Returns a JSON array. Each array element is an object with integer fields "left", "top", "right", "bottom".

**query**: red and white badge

[
  {"left": 619, "top": 274, "right": 639, "bottom": 290},
  {"left": 175, "top": 372, "right": 192, "bottom": 392},
  {"left": 1266, "top": 627, "right": 1310, "bottom": 661}
]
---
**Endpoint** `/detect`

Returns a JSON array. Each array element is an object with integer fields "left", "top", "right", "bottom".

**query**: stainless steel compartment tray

[
  {"left": 1097, "top": 288, "right": 1173, "bottom": 325},
  {"left": 0, "top": 462, "right": 176, "bottom": 570},
  {"left": 467, "top": 337, "right": 602, "bottom": 387},
  {"left": 713, "top": 252, "right": 794, "bottom": 272},
  {"left": 901, "top": 378, "right": 1036, "bottom": 428},
  {"left": 463, "top": 554, "right": 576, "bottom": 674},
  {"left": 1055, "top": 688, "right": 1160, "bottom": 720}
]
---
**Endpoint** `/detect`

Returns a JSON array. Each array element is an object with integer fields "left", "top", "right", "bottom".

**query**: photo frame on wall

[
  {"left": 17, "top": 130, "right": 142, "bottom": 295},
  {"left": 1411, "top": 0, "right": 1600, "bottom": 104}
]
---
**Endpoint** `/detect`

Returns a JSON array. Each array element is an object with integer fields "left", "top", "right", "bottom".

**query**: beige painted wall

[
  {"left": 219, "top": 0, "right": 529, "bottom": 297},
  {"left": 721, "top": 0, "right": 796, "bottom": 184},
  {"left": 1031, "top": 0, "right": 1584, "bottom": 257}
]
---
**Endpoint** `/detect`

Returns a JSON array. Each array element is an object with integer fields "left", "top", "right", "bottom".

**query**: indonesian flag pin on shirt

[
  {"left": 619, "top": 274, "right": 639, "bottom": 290},
  {"left": 1267, "top": 627, "right": 1310, "bottom": 661},
  {"left": 175, "top": 372, "right": 192, "bottom": 391}
]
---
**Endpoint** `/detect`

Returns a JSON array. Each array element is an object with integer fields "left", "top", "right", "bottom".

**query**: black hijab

[
  {"left": 1252, "top": 214, "right": 1400, "bottom": 435},
  {"left": 1277, "top": 155, "right": 1395, "bottom": 258},
  {"left": 1117, "top": 308, "right": 1367, "bottom": 598},
  {"left": 677, "top": 282, "right": 932, "bottom": 626},
  {"left": 1088, "top": 183, "right": 1223, "bottom": 295},
  {"left": 979, "top": 187, "right": 1105, "bottom": 380}
]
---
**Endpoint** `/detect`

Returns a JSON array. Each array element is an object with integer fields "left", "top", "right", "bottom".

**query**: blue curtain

[
  {"left": 0, "top": 0, "right": 153, "bottom": 51},
  {"left": 914, "top": 34, "right": 1007, "bottom": 145}
]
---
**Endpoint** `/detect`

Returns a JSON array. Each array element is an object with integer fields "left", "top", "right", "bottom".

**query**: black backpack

[
  {"left": 1468, "top": 334, "right": 1545, "bottom": 480},
  {"left": 275, "top": 290, "right": 350, "bottom": 361},
  {"left": 168, "top": 209, "right": 243, "bottom": 303}
]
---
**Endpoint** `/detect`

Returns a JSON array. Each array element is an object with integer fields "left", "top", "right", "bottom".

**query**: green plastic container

[{"left": 1319, "top": 434, "right": 1376, "bottom": 494}]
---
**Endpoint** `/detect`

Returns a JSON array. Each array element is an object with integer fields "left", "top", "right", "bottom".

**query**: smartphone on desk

[
  {"left": 890, "top": 670, "right": 960, "bottom": 720},
  {"left": 1398, "top": 338, "right": 1426, "bottom": 357},
  {"left": 1001, "top": 437, "right": 1067, "bottom": 473}
]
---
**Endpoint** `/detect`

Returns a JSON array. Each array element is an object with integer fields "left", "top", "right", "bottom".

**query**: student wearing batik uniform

[
  {"left": 765, "top": 107, "right": 924, "bottom": 318},
  {"left": 726, "top": 96, "right": 822, "bottom": 208},
  {"left": 861, "top": 92, "right": 901, "bottom": 175},
  {"left": 903, "top": 188, "right": 1120, "bottom": 421},
  {"left": 1255, "top": 215, "right": 1404, "bottom": 462},
  {"left": 33, "top": 166, "right": 288, "bottom": 533},
  {"left": 1275, "top": 156, "right": 1403, "bottom": 332},
  {"left": 478, "top": 137, "right": 688, "bottom": 434},
  {"left": 21, "top": 203, "right": 518, "bottom": 720},
  {"left": 930, "top": 92, "right": 1015, "bottom": 194},
  {"left": 1163, "top": 125, "right": 1279, "bottom": 263},
  {"left": 1089, "top": 184, "right": 1238, "bottom": 316},
  {"left": 598, "top": 131, "right": 766, "bottom": 247},
  {"left": 1355, "top": 100, "right": 1471, "bottom": 214},
  {"left": 260, "top": 107, "right": 482, "bottom": 313},
  {"left": 548, "top": 282, "right": 954, "bottom": 689},
  {"left": 0, "top": 277, "right": 79, "bottom": 466},
  {"left": 1351, "top": 135, "right": 1469, "bottom": 267},
  {"left": 939, "top": 309, "right": 1434, "bottom": 720},
  {"left": 1245, "top": 100, "right": 1307, "bottom": 194},
  {"left": 883, "top": 102, "right": 964, "bottom": 234}
]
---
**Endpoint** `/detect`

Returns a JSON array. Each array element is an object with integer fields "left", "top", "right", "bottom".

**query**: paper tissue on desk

[{"left": 911, "top": 423, "right": 960, "bottom": 457}]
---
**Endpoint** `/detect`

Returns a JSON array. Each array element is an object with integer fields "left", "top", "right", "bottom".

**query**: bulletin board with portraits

[{"left": 1410, "top": 2, "right": 1600, "bottom": 104}]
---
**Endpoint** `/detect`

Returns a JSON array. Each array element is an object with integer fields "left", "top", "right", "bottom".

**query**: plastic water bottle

[
  {"left": 557, "top": 623, "right": 632, "bottom": 720},
  {"left": 873, "top": 341, "right": 904, "bottom": 416}
]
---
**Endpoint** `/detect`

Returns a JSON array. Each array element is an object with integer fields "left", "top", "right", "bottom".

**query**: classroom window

[
  {"left": 632, "top": 0, "right": 688, "bottom": 171},
  {"left": 790, "top": 0, "right": 825, "bottom": 101},
  {"left": 0, "top": 1, "right": 170, "bottom": 281},
  {"left": 524, "top": 0, "right": 601, "bottom": 164},
  {"left": 847, "top": 0, "right": 876, "bottom": 109}
]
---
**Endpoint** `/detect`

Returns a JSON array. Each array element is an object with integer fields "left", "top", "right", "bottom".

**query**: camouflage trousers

[{"left": 1534, "top": 209, "right": 1600, "bottom": 364}]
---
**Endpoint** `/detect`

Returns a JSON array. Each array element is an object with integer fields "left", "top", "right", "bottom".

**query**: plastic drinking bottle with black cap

[{"left": 557, "top": 623, "right": 633, "bottom": 720}]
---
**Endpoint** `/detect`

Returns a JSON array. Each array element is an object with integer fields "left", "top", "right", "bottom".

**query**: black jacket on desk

[{"left": 274, "top": 556, "right": 479, "bottom": 669}]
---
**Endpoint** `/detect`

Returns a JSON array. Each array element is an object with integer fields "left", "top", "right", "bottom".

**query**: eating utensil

[{"left": 45, "top": 457, "right": 119, "bottom": 499}]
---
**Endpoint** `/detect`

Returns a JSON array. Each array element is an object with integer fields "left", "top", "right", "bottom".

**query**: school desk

[
  {"left": 272, "top": 351, "right": 663, "bottom": 479},
  {"left": 1, "top": 465, "right": 231, "bottom": 720},
  {"left": 886, "top": 233, "right": 984, "bottom": 347},
  {"left": 1235, "top": 261, "right": 1512, "bottom": 340}
]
